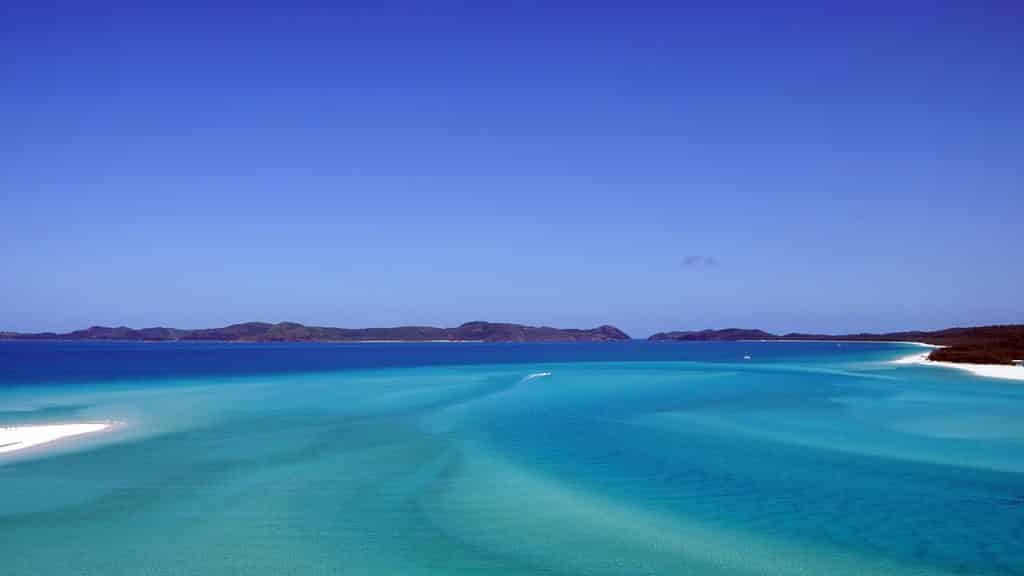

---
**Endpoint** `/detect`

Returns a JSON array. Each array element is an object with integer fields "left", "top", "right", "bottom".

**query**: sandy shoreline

[
  {"left": 891, "top": 351, "right": 1024, "bottom": 382},
  {"left": 759, "top": 339, "right": 1023, "bottom": 381},
  {"left": 744, "top": 339, "right": 940, "bottom": 347},
  {"left": 0, "top": 423, "right": 112, "bottom": 455}
]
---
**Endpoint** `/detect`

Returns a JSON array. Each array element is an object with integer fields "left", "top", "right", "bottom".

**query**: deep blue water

[
  {"left": 2, "top": 341, "right": 1023, "bottom": 575},
  {"left": 0, "top": 340, "right": 901, "bottom": 384}
]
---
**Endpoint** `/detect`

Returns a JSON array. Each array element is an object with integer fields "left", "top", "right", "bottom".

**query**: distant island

[
  {"left": 649, "top": 325, "right": 1024, "bottom": 365},
  {"left": 0, "top": 321, "right": 630, "bottom": 343},
  {"left": 4, "top": 322, "right": 1022, "bottom": 366}
]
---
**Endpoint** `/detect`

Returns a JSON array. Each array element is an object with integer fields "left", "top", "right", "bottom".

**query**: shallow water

[{"left": 2, "top": 341, "right": 1023, "bottom": 575}]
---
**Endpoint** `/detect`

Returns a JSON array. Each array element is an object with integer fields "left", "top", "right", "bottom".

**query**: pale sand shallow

[
  {"left": 892, "top": 352, "right": 1024, "bottom": 382},
  {"left": 747, "top": 339, "right": 941, "bottom": 347},
  {"left": 0, "top": 423, "right": 111, "bottom": 454},
  {"left": 766, "top": 340, "right": 1024, "bottom": 382}
]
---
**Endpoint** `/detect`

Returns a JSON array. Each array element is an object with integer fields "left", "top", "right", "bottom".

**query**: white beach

[
  {"left": 0, "top": 423, "right": 111, "bottom": 454},
  {"left": 761, "top": 340, "right": 1024, "bottom": 382},
  {"left": 748, "top": 340, "right": 941, "bottom": 347},
  {"left": 892, "top": 352, "right": 1024, "bottom": 382}
]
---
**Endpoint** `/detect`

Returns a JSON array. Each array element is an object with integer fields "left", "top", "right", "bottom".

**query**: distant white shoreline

[
  {"left": 746, "top": 339, "right": 1024, "bottom": 381},
  {"left": 0, "top": 423, "right": 112, "bottom": 455},
  {"left": 891, "top": 351, "right": 1024, "bottom": 382},
  {"left": 741, "top": 339, "right": 940, "bottom": 347}
]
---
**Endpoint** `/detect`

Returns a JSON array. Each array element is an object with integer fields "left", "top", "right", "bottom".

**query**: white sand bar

[
  {"left": 0, "top": 423, "right": 111, "bottom": 454},
  {"left": 892, "top": 352, "right": 1024, "bottom": 382}
]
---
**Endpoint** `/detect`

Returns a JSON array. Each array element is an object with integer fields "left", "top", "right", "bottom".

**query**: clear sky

[{"left": 2, "top": 1, "right": 1021, "bottom": 337}]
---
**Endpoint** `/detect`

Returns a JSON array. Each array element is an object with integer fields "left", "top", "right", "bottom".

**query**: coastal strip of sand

[
  {"left": 0, "top": 423, "right": 112, "bottom": 454},
  {"left": 892, "top": 351, "right": 1024, "bottom": 382}
]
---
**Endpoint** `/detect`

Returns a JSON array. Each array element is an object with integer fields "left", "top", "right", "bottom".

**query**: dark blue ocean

[{"left": 2, "top": 341, "right": 1023, "bottom": 575}]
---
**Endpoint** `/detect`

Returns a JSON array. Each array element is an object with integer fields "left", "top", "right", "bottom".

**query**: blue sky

[{"left": 2, "top": 1, "right": 1021, "bottom": 337}]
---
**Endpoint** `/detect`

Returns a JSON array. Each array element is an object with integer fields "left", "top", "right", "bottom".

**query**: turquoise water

[{"left": 2, "top": 341, "right": 1023, "bottom": 575}]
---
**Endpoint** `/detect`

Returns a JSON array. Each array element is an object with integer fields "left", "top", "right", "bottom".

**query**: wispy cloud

[{"left": 682, "top": 255, "right": 718, "bottom": 267}]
